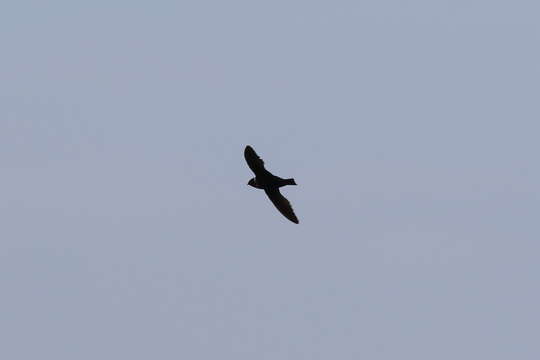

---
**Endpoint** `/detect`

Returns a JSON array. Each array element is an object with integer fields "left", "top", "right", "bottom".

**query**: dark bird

[{"left": 244, "top": 145, "right": 299, "bottom": 224}]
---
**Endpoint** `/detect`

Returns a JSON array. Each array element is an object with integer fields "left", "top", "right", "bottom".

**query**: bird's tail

[{"left": 280, "top": 178, "right": 297, "bottom": 186}]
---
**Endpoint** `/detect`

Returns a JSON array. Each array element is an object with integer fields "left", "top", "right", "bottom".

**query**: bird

[{"left": 244, "top": 145, "right": 299, "bottom": 224}]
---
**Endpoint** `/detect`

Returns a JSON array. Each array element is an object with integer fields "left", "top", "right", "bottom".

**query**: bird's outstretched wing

[
  {"left": 244, "top": 145, "right": 267, "bottom": 175},
  {"left": 264, "top": 188, "right": 299, "bottom": 224}
]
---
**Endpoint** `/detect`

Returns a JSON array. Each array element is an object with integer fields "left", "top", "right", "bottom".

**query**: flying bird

[{"left": 244, "top": 145, "right": 299, "bottom": 224}]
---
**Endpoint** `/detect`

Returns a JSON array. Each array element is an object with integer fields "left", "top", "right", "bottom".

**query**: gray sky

[{"left": 1, "top": 1, "right": 539, "bottom": 359}]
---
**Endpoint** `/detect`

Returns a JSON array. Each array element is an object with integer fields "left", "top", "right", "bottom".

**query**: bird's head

[{"left": 247, "top": 178, "right": 256, "bottom": 187}]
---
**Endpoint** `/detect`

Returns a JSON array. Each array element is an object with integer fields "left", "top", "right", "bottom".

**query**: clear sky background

[{"left": 1, "top": 1, "right": 539, "bottom": 359}]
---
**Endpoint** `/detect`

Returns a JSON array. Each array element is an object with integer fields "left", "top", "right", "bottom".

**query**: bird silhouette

[{"left": 244, "top": 145, "right": 299, "bottom": 224}]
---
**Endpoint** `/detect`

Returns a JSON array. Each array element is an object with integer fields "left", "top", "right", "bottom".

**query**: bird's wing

[
  {"left": 244, "top": 145, "right": 267, "bottom": 175},
  {"left": 264, "top": 188, "right": 299, "bottom": 224}
]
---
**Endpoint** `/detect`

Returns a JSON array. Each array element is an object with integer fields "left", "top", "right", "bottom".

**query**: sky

[{"left": 1, "top": 1, "right": 539, "bottom": 359}]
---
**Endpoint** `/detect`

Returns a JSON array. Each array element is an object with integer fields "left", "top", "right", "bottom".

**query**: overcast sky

[{"left": 1, "top": 1, "right": 539, "bottom": 359}]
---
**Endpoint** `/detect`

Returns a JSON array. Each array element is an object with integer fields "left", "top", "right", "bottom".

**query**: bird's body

[
  {"left": 249, "top": 174, "right": 296, "bottom": 189},
  {"left": 244, "top": 145, "right": 299, "bottom": 224}
]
